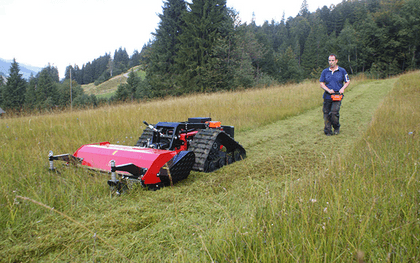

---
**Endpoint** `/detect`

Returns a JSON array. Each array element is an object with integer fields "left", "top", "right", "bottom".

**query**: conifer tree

[
  {"left": 146, "top": 0, "right": 187, "bottom": 96},
  {"left": 301, "top": 18, "right": 329, "bottom": 77},
  {"left": 113, "top": 48, "right": 129, "bottom": 75},
  {"left": 36, "top": 68, "right": 59, "bottom": 109},
  {"left": 70, "top": 65, "right": 83, "bottom": 84},
  {"left": 338, "top": 21, "right": 358, "bottom": 74},
  {"left": 299, "top": 0, "right": 310, "bottom": 17},
  {"left": 24, "top": 76, "right": 37, "bottom": 110},
  {"left": 92, "top": 54, "right": 112, "bottom": 84},
  {"left": 41, "top": 64, "right": 59, "bottom": 83},
  {"left": 2, "top": 59, "right": 27, "bottom": 110},
  {"left": 279, "top": 46, "right": 303, "bottom": 83},
  {"left": 115, "top": 83, "right": 130, "bottom": 101},
  {"left": 285, "top": 15, "right": 310, "bottom": 67},
  {"left": 129, "top": 50, "right": 141, "bottom": 68},
  {"left": 82, "top": 62, "right": 94, "bottom": 84},
  {"left": 64, "top": 65, "right": 73, "bottom": 81},
  {"left": 175, "top": 0, "right": 233, "bottom": 92},
  {"left": 234, "top": 24, "right": 265, "bottom": 85},
  {"left": 398, "top": 0, "right": 419, "bottom": 70},
  {"left": 356, "top": 13, "right": 380, "bottom": 73},
  {"left": 0, "top": 75, "right": 4, "bottom": 106}
]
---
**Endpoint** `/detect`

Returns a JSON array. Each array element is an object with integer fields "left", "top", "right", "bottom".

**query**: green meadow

[{"left": 1, "top": 72, "right": 419, "bottom": 262}]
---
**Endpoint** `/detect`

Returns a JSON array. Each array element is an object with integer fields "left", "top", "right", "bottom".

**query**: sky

[{"left": 0, "top": 0, "right": 342, "bottom": 79}]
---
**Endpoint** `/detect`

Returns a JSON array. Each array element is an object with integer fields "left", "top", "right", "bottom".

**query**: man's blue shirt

[{"left": 319, "top": 67, "right": 349, "bottom": 99}]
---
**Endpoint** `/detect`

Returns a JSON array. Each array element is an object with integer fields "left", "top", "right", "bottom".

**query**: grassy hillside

[
  {"left": 1, "top": 73, "right": 419, "bottom": 262},
  {"left": 82, "top": 66, "right": 145, "bottom": 98}
]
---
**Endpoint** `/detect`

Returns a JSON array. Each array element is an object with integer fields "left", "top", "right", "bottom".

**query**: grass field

[
  {"left": 82, "top": 66, "right": 145, "bottom": 99},
  {"left": 1, "top": 72, "right": 419, "bottom": 262}
]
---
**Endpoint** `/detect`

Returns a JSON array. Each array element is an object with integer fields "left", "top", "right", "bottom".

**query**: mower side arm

[
  {"left": 112, "top": 163, "right": 147, "bottom": 179},
  {"left": 48, "top": 151, "right": 83, "bottom": 170}
]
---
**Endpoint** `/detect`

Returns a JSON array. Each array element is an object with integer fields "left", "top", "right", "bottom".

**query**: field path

[{"left": 234, "top": 78, "right": 396, "bottom": 175}]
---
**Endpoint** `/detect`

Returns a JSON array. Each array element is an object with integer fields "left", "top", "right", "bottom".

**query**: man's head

[{"left": 328, "top": 54, "right": 338, "bottom": 69}]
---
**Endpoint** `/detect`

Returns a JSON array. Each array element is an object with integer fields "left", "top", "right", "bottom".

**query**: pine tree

[
  {"left": 357, "top": 13, "right": 381, "bottom": 73},
  {"left": 254, "top": 21, "right": 277, "bottom": 80},
  {"left": 64, "top": 65, "right": 73, "bottom": 81},
  {"left": 2, "top": 59, "right": 27, "bottom": 110},
  {"left": 126, "top": 70, "right": 140, "bottom": 100},
  {"left": 115, "top": 83, "right": 130, "bottom": 101},
  {"left": 399, "top": 0, "right": 420, "bottom": 70},
  {"left": 234, "top": 25, "right": 265, "bottom": 84},
  {"left": 56, "top": 79, "right": 84, "bottom": 107},
  {"left": 233, "top": 45, "right": 255, "bottom": 88},
  {"left": 129, "top": 50, "right": 141, "bottom": 68},
  {"left": 287, "top": 16, "right": 311, "bottom": 65},
  {"left": 146, "top": 0, "right": 187, "bottom": 96},
  {"left": 82, "top": 62, "right": 94, "bottom": 84},
  {"left": 0, "top": 75, "right": 4, "bottom": 106},
  {"left": 36, "top": 68, "right": 59, "bottom": 109},
  {"left": 92, "top": 54, "right": 111, "bottom": 84},
  {"left": 301, "top": 18, "right": 329, "bottom": 76},
  {"left": 113, "top": 48, "right": 129, "bottom": 75},
  {"left": 41, "top": 64, "right": 59, "bottom": 83},
  {"left": 338, "top": 21, "right": 358, "bottom": 74},
  {"left": 69, "top": 64, "right": 83, "bottom": 84},
  {"left": 279, "top": 46, "right": 303, "bottom": 83},
  {"left": 299, "top": 0, "right": 310, "bottom": 17},
  {"left": 24, "top": 75, "right": 37, "bottom": 110},
  {"left": 175, "top": 0, "right": 233, "bottom": 92}
]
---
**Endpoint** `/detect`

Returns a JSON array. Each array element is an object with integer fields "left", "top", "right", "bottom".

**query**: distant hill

[
  {"left": 0, "top": 58, "right": 42, "bottom": 80},
  {"left": 82, "top": 66, "right": 144, "bottom": 98}
]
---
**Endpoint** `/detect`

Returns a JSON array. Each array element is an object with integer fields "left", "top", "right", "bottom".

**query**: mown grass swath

[
  {"left": 0, "top": 73, "right": 418, "bottom": 261},
  {"left": 205, "top": 72, "right": 420, "bottom": 262}
]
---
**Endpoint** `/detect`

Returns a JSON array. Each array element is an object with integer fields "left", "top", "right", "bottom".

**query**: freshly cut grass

[
  {"left": 1, "top": 73, "right": 418, "bottom": 262},
  {"left": 204, "top": 72, "right": 420, "bottom": 262}
]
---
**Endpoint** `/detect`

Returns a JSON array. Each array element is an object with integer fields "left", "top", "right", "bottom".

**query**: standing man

[{"left": 320, "top": 54, "right": 350, "bottom": 136}]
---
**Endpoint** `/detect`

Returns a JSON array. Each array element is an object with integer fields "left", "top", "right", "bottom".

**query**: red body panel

[
  {"left": 178, "top": 131, "right": 198, "bottom": 151},
  {"left": 73, "top": 142, "right": 177, "bottom": 185}
]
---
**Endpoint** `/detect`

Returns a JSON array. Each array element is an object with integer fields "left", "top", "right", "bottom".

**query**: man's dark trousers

[{"left": 323, "top": 100, "right": 341, "bottom": 135}]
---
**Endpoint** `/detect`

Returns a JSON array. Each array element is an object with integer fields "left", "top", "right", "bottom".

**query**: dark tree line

[
  {"left": 63, "top": 48, "right": 141, "bottom": 86},
  {"left": 140, "top": 0, "right": 419, "bottom": 97},
  {"left": 1, "top": 0, "right": 419, "bottom": 111},
  {"left": 0, "top": 59, "right": 99, "bottom": 112},
  {"left": 0, "top": 48, "right": 143, "bottom": 112}
]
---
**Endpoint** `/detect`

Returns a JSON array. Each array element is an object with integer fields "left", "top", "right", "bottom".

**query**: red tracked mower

[{"left": 49, "top": 117, "right": 246, "bottom": 192}]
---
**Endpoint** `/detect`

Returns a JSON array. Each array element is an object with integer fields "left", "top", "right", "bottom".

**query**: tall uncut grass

[{"left": 1, "top": 73, "right": 418, "bottom": 262}]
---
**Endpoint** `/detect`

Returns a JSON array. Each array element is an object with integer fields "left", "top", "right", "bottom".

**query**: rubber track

[
  {"left": 189, "top": 129, "right": 246, "bottom": 172},
  {"left": 135, "top": 127, "right": 154, "bottom": 147},
  {"left": 135, "top": 127, "right": 246, "bottom": 172}
]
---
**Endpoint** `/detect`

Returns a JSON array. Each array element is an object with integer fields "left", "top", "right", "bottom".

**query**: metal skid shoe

[
  {"left": 108, "top": 160, "right": 147, "bottom": 195},
  {"left": 147, "top": 183, "right": 164, "bottom": 191},
  {"left": 108, "top": 161, "right": 122, "bottom": 195},
  {"left": 107, "top": 180, "right": 127, "bottom": 196},
  {"left": 108, "top": 160, "right": 129, "bottom": 195}
]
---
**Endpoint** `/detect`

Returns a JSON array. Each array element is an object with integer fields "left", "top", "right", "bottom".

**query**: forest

[{"left": 0, "top": 0, "right": 419, "bottom": 112}]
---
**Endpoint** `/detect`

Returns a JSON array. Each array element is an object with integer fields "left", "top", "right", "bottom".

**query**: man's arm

[
  {"left": 339, "top": 80, "right": 350, "bottom": 94},
  {"left": 339, "top": 72, "right": 350, "bottom": 94},
  {"left": 320, "top": 82, "right": 334, "bottom": 94}
]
